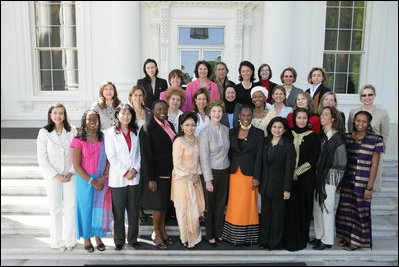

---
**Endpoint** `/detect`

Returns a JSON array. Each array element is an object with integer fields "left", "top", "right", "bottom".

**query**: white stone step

[
  {"left": 1, "top": 166, "right": 43, "bottom": 179},
  {"left": 0, "top": 235, "right": 397, "bottom": 266}
]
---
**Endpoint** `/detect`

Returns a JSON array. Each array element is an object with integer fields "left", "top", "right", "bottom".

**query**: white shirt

[
  {"left": 104, "top": 127, "right": 141, "bottom": 188},
  {"left": 168, "top": 109, "right": 183, "bottom": 133},
  {"left": 309, "top": 83, "right": 322, "bottom": 98},
  {"left": 194, "top": 113, "right": 210, "bottom": 136}
]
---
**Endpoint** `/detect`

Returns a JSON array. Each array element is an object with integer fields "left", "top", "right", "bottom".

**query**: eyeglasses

[
  {"left": 361, "top": 93, "right": 374, "bottom": 97},
  {"left": 260, "top": 69, "right": 269, "bottom": 73},
  {"left": 284, "top": 75, "right": 293, "bottom": 78}
]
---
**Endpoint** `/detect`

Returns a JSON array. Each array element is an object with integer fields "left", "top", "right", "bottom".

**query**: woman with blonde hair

[{"left": 347, "top": 84, "right": 389, "bottom": 191}]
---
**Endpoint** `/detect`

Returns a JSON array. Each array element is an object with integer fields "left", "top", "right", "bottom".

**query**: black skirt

[{"left": 138, "top": 177, "right": 171, "bottom": 211}]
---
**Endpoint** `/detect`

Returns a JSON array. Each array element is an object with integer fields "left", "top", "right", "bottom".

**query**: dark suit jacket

[
  {"left": 221, "top": 102, "right": 241, "bottom": 129},
  {"left": 229, "top": 126, "right": 264, "bottom": 180},
  {"left": 286, "top": 85, "right": 303, "bottom": 107},
  {"left": 306, "top": 84, "right": 331, "bottom": 108},
  {"left": 139, "top": 117, "right": 174, "bottom": 181},
  {"left": 260, "top": 137, "right": 296, "bottom": 198},
  {"left": 137, "top": 77, "right": 168, "bottom": 109}
]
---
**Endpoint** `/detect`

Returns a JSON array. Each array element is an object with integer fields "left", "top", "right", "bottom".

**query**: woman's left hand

[
  {"left": 364, "top": 189, "right": 373, "bottom": 202},
  {"left": 252, "top": 179, "right": 260, "bottom": 190}
]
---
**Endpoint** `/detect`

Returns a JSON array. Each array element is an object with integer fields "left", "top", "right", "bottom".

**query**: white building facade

[{"left": 1, "top": 1, "right": 398, "bottom": 156}]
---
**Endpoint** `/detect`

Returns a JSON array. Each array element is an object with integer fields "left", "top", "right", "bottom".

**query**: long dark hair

[
  {"left": 114, "top": 104, "right": 138, "bottom": 135},
  {"left": 97, "top": 81, "right": 121, "bottom": 109},
  {"left": 77, "top": 110, "right": 103, "bottom": 142},
  {"left": 352, "top": 110, "right": 373, "bottom": 133},
  {"left": 266, "top": 116, "right": 291, "bottom": 140},
  {"left": 320, "top": 106, "right": 345, "bottom": 134},
  {"left": 43, "top": 103, "right": 71, "bottom": 132},
  {"left": 143, "top": 58, "right": 159, "bottom": 78}
]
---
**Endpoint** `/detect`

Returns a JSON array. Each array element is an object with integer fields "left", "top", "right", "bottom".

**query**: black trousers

[
  {"left": 259, "top": 195, "right": 286, "bottom": 249},
  {"left": 201, "top": 168, "right": 230, "bottom": 240},
  {"left": 110, "top": 185, "right": 139, "bottom": 246}
]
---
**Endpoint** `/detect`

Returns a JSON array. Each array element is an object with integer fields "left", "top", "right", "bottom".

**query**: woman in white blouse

[
  {"left": 192, "top": 88, "right": 211, "bottom": 136},
  {"left": 104, "top": 104, "right": 141, "bottom": 250},
  {"left": 37, "top": 103, "right": 77, "bottom": 252},
  {"left": 165, "top": 86, "right": 186, "bottom": 133}
]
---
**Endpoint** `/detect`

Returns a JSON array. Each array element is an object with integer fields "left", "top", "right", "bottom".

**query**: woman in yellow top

[{"left": 250, "top": 86, "right": 277, "bottom": 136}]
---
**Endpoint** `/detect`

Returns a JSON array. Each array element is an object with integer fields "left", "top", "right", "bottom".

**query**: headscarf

[
  {"left": 250, "top": 86, "right": 268, "bottom": 100},
  {"left": 224, "top": 87, "right": 237, "bottom": 114},
  {"left": 292, "top": 109, "right": 313, "bottom": 167}
]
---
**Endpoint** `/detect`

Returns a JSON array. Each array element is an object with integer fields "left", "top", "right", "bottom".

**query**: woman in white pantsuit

[
  {"left": 37, "top": 103, "right": 77, "bottom": 252},
  {"left": 311, "top": 106, "right": 347, "bottom": 250}
]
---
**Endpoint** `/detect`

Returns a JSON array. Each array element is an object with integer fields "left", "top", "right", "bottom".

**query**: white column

[{"left": 90, "top": 2, "right": 141, "bottom": 95}]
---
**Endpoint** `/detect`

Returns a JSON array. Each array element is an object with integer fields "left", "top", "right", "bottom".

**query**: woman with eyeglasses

[
  {"left": 347, "top": 85, "right": 389, "bottom": 191},
  {"left": 280, "top": 67, "right": 303, "bottom": 108}
]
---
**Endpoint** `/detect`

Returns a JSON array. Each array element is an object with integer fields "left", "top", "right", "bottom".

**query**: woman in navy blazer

[
  {"left": 259, "top": 117, "right": 295, "bottom": 250},
  {"left": 137, "top": 59, "right": 168, "bottom": 108}
]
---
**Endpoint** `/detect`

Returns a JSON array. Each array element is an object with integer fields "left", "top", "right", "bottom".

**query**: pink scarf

[{"left": 154, "top": 116, "right": 176, "bottom": 142}]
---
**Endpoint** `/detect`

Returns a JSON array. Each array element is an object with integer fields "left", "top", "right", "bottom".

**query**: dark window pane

[
  {"left": 353, "top": 8, "right": 365, "bottom": 29},
  {"left": 339, "top": 7, "right": 353, "bottom": 29},
  {"left": 179, "top": 27, "right": 224, "bottom": 45},
  {"left": 39, "top": 51, "right": 51, "bottom": 69},
  {"left": 341, "top": 1, "right": 354, "bottom": 7},
  {"left": 347, "top": 74, "right": 359, "bottom": 94},
  {"left": 49, "top": 27, "right": 60, "bottom": 47},
  {"left": 335, "top": 73, "right": 347, "bottom": 94},
  {"left": 338, "top": 30, "right": 351, "bottom": 50},
  {"left": 349, "top": 54, "right": 361, "bottom": 73},
  {"left": 52, "top": 70, "right": 65, "bottom": 91},
  {"left": 324, "top": 30, "right": 337, "bottom": 50},
  {"left": 36, "top": 27, "right": 50, "bottom": 47},
  {"left": 327, "top": 1, "right": 339, "bottom": 7},
  {"left": 351, "top": 30, "right": 363, "bottom": 51},
  {"left": 323, "top": 53, "right": 335, "bottom": 72},
  {"left": 326, "top": 8, "right": 339, "bottom": 28},
  {"left": 50, "top": 4, "right": 61, "bottom": 26},
  {"left": 52, "top": 50, "right": 63, "bottom": 69},
  {"left": 181, "top": 51, "right": 199, "bottom": 82},
  {"left": 336, "top": 54, "right": 349, "bottom": 72},
  {"left": 326, "top": 72, "right": 335, "bottom": 90},
  {"left": 354, "top": 1, "right": 365, "bottom": 8},
  {"left": 40, "top": 70, "right": 52, "bottom": 91}
]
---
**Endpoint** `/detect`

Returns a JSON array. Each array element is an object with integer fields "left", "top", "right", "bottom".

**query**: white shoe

[
  {"left": 59, "top": 246, "right": 66, "bottom": 252},
  {"left": 66, "top": 243, "right": 77, "bottom": 252}
]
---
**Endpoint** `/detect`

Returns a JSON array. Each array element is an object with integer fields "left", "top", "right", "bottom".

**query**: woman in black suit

[
  {"left": 305, "top": 67, "right": 331, "bottom": 109},
  {"left": 137, "top": 59, "right": 168, "bottom": 108},
  {"left": 222, "top": 105, "right": 264, "bottom": 245},
  {"left": 259, "top": 117, "right": 296, "bottom": 250},
  {"left": 138, "top": 100, "right": 175, "bottom": 249}
]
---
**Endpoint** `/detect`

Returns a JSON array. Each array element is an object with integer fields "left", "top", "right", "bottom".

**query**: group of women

[{"left": 36, "top": 58, "right": 389, "bottom": 253}]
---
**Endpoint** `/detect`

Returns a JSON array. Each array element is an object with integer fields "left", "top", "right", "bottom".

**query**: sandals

[
  {"left": 96, "top": 242, "right": 106, "bottom": 251},
  {"left": 338, "top": 240, "right": 349, "bottom": 247},
  {"left": 164, "top": 236, "right": 174, "bottom": 246},
  {"left": 84, "top": 244, "right": 94, "bottom": 253},
  {"left": 343, "top": 245, "right": 360, "bottom": 251},
  {"left": 153, "top": 240, "right": 168, "bottom": 249}
]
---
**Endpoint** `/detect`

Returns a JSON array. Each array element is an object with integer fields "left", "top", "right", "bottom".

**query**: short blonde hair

[
  {"left": 206, "top": 99, "right": 226, "bottom": 116},
  {"left": 359, "top": 84, "right": 376, "bottom": 96},
  {"left": 307, "top": 67, "right": 327, "bottom": 85},
  {"left": 165, "top": 87, "right": 186, "bottom": 109},
  {"left": 317, "top": 91, "right": 338, "bottom": 115}
]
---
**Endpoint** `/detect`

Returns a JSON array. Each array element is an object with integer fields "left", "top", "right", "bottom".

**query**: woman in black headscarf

[
  {"left": 284, "top": 107, "right": 320, "bottom": 251},
  {"left": 221, "top": 86, "right": 241, "bottom": 130}
]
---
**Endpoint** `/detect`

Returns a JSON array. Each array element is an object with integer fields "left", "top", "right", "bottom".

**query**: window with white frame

[
  {"left": 34, "top": 1, "right": 78, "bottom": 91},
  {"left": 323, "top": 1, "right": 366, "bottom": 94},
  {"left": 179, "top": 27, "right": 224, "bottom": 83}
]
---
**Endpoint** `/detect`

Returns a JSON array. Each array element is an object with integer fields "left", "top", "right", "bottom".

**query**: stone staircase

[{"left": 1, "top": 143, "right": 398, "bottom": 265}]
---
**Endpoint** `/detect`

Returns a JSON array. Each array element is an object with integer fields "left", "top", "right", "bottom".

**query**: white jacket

[
  {"left": 37, "top": 127, "right": 77, "bottom": 180},
  {"left": 104, "top": 127, "right": 141, "bottom": 188}
]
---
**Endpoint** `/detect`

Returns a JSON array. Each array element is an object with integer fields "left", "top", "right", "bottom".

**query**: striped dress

[{"left": 335, "top": 132, "right": 384, "bottom": 248}]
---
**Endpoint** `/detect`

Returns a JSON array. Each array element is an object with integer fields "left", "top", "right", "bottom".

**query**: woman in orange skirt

[{"left": 222, "top": 105, "right": 264, "bottom": 245}]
